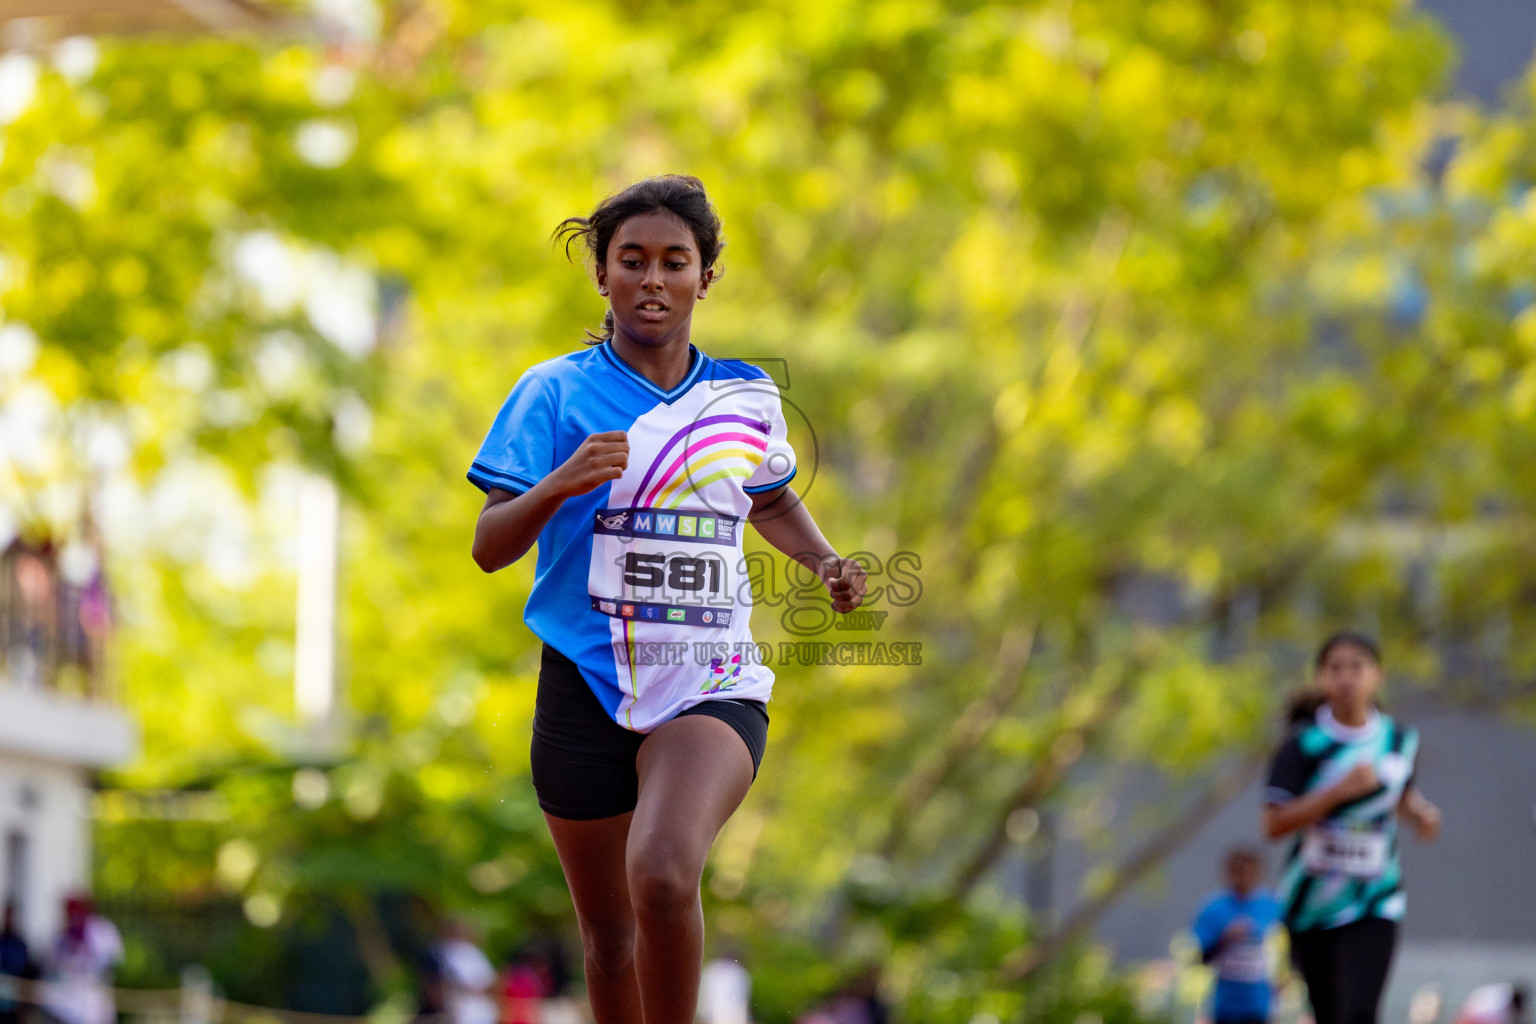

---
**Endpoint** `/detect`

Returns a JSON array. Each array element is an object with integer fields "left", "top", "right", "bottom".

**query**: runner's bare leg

[
  {"left": 544, "top": 812, "right": 643, "bottom": 1024},
  {"left": 628, "top": 715, "right": 755, "bottom": 1024}
]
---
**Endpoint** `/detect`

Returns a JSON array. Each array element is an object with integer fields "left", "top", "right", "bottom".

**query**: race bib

[
  {"left": 1215, "top": 940, "right": 1268, "bottom": 984},
  {"left": 1301, "top": 823, "right": 1389, "bottom": 878},
  {"left": 588, "top": 507, "right": 741, "bottom": 628}
]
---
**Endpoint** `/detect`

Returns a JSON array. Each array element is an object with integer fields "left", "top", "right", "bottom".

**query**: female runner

[
  {"left": 469, "top": 175, "right": 866, "bottom": 1024},
  {"left": 1263, "top": 632, "right": 1441, "bottom": 1024}
]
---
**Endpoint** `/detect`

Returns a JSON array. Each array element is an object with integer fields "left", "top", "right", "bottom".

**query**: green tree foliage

[{"left": 9, "top": 0, "right": 1536, "bottom": 1019}]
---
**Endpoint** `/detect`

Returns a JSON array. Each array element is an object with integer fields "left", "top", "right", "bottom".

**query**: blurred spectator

[
  {"left": 0, "top": 904, "right": 30, "bottom": 1024},
  {"left": 12, "top": 549, "right": 54, "bottom": 691},
  {"left": 438, "top": 922, "right": 497, "bottom": 1024},
  {"left": 43, "top": 896, "right": 121, "bottom": 1024},
  {"left": 402, "top": 894, "right": 445, "bottom": 1024},
  {"left": 796, "top": 968, "right": 887, "bottom": 1024},
  {"left": 530, "top": 938, "right": 581, "bottom": 1024},
  {"left": 1407, "top": 984, "right": 1444, "bottom": 1024},
  {"left": 845, "top": 967, "right": 888, "bottom": 1024},
  {"left": 539, "top": 995, "right": 583, "bottom": 1024},
  {"left": 698, "top": 952, "right": 750, "bottom": 1024},
  {"left": 1457, "top": 984, "right": 1529, "bottom": 1024},
  {"left": 501, "top": 952, "right": 546, "bottom": 1024},
  {"left": 412, "top": 943, "right": 446, "bottom": 1024}
]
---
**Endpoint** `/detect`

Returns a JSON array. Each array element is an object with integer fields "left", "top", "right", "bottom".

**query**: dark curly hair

[
  {"left": 1313, "top": 630, "right": 1381, "bottom": 670},
  {"left": 553, "top": 175, "right": 725, "bottom": 343},
  {"left": 1284, "top": 631, "right": 1385, "bottom": 726}
]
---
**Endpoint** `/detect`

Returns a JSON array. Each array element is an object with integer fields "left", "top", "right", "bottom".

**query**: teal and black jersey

[{"left": 1264, "top": 708, "right": 1419, "bottom": 933}]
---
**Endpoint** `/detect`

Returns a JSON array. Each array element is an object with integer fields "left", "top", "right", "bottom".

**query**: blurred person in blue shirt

[
  {"left": 0, "top": 903, "right": 30, "bottom": 1024},
  {"left": 1191, "top": 847, "right": 1282, "bottom": 1024}
]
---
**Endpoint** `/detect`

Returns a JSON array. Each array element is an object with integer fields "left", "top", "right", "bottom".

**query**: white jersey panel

[{"left": 586, "top": 371, "right": 793, "bottom": 731}]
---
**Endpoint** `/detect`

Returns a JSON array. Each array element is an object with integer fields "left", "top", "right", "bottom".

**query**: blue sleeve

[
  {"left": 468, "top": 371, "right": 557, "bottom": 495},
  {"left": 1191, "top": 899, "right": 1226, "bottom": 959}
]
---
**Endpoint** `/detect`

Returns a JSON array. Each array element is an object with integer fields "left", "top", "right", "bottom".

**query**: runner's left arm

[
  {"left": 1397, "top": 784, "right": 1441, "bottom": 841},
  {"left": 747, "top": 485, "right": 867, "bottom": 613}
]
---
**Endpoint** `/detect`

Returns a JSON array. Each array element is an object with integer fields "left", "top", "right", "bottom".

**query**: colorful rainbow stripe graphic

[
  {"left": 623, "top": 617, "right": 638, "bottom": 728},
  {"left": 634, "top": 414, "right": 770, "bottom": 509},
  {"left": 702, "top": 652, "right": 743, "bottom": 694},
  {"left": 617, "top": 415, "right": 772, "bottom": 725}
]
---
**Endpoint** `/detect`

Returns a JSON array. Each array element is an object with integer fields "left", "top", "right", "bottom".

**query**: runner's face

[
  {"left": 1316, "top": 643, "right": 1381, "bottom": 716},
  {"left": 596, "top": 210, "right": 713, "bottom": 349},
  {"left": 1226, "top": 855, "right": 1261, "bottom": 896}
]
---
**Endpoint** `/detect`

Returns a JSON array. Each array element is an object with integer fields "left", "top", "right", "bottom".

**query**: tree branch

[
  {"left": 878, "top": 624, "right": 1037, "bottom": 859},
  {"left": 948, "top": 673, "right": 1134, "bottom": 901},
  {"left": 999, "top": 748, "right": 1268, "bottom": 981}
]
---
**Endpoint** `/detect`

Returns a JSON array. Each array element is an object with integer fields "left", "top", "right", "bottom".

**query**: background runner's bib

[
  {"left": 1301, "top": 823, "right": 1389, "bottom": 878},
  {"left": 1215, "top": 939, "right": 1269, "bottom": 984}
]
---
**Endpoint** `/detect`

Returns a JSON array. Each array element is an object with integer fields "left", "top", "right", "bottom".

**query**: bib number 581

[{"left": 622, "top": 552, "right": 724, "bottom": 594}]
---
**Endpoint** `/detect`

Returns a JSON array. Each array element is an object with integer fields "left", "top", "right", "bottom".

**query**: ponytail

[{"left": 1284, "top": 689, "right": 1327, "bottom": 727}]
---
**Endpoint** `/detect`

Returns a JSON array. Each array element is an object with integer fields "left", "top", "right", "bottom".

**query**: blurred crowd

[
  {"left": 410, "top": 924, "right": 886, "bottom": 1024},
  {"left": 412, "top": 923, "right": 581, "bottom": 1024},
  {"left": 0, "top": 894, "right": 122, "bottom": 1024}
]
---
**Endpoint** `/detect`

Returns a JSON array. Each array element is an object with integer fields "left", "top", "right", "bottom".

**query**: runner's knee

[
  {"left": 627, "top": 847, "right": 700, "bottom": 917},
  {"left": 578, "top": 920, "right": 636, "bottom": 976}
]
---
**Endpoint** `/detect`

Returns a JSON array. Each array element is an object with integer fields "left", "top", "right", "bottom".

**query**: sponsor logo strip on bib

[
  {"left": 592, "top": 507, "right": 739, "bottom": 545},
  {"left": 590, "top": 597, "right": 733, "bottom": 628}
]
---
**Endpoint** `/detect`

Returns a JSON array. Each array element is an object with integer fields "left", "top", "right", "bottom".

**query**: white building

[
  {"left": 0, "top": 543, "right": 137, "bottom": 952},
  {"left": 0, "top": 0, "right": 279, "bottom": 960}
]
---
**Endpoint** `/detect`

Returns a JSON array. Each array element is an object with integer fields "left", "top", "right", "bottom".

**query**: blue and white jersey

[
  {"left": 1191, "top": 889, "right": 1281, "bottom": 1022},
  {"left": 468, "top": 341, "right": 796, "bottom": 732}
]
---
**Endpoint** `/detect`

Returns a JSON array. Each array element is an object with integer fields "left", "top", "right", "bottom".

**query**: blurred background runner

[{"left": 1191, "top": 847, "right": 1282, "bottom": 1024}]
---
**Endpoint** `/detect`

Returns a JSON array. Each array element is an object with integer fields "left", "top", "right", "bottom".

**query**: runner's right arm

[
  {"left": 1190, "top": 902, "right": 1224, "bottom": 963},
  {"left": 1262, "top": 762, "right": 1379, "bottom": 840},
  {"left": 473, "top": 431, "right": 628, "bottom": 572}
]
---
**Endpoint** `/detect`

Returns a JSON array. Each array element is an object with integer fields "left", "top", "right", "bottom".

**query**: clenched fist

[
  {"left": 1334, "top": 762, "right": 1381, "bottom": 803},
  {"left": 552, "top": 431, "right": 629, "bottom": 497},
  {"left": 822, "top": 556, "right": 868, "bottom": 614}
]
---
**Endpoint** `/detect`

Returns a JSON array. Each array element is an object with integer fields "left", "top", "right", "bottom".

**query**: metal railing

[{"left": 0, "top": 544, "right": 111, "bottom": 703}]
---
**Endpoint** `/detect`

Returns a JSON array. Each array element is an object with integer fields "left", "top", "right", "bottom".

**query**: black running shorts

[{"left": 530, "top": 644, "right": 769, "bottom": 821}]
